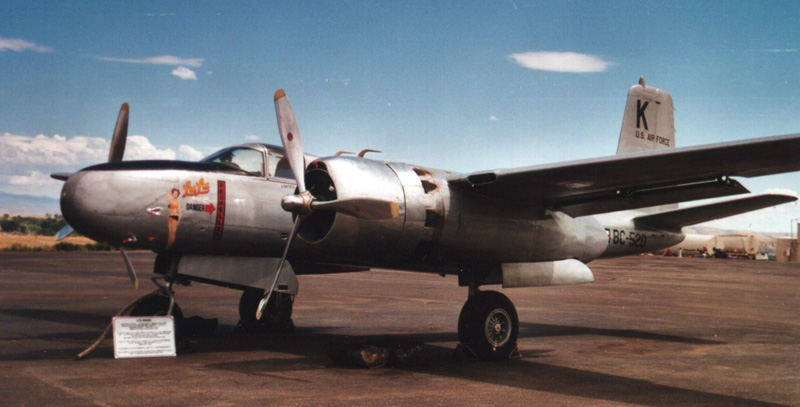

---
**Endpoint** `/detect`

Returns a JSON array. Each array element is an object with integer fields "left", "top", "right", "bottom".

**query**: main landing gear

[
  {"left": 457, "top": 290, "right": 520, "bottom": 360},
  {"left": 237, "top": 289, "right": 295, "bottom": 333}
]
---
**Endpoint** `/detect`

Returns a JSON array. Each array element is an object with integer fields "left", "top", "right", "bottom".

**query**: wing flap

[
  {"left": 449, "top": 134, "right": 800, "bottom": 214},
  {"left": 633, "top": 194, "right": 798, "bottom": 232}
]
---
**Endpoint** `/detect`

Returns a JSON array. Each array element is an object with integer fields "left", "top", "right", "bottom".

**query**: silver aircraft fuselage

[{"left": 61, "top": 143, "right": 681, "bottom": 284}]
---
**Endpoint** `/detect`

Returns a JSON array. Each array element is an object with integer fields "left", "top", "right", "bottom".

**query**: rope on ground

[{"left": 74, "top": 289, "right": 163, "bottom": 360}]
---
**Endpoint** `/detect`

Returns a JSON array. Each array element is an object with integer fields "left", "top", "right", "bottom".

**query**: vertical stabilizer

[{"left": 616, "top": 77, "right": 675, "bottom": 154}]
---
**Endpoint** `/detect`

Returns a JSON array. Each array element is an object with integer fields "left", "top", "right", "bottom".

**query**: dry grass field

[{"left": 0, "top": 233, "right": 95, "bottom": 250}]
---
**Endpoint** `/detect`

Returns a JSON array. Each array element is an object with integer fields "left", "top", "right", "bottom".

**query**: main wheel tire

[
  {"left": 238, "top": 289, "right": 293, "bottom": 332},
  {"left": 129, "top": 293, "right": 183, "bottom": 320},
  {"left": 458, "top": 290, "right": 519, "bottom": 360}
]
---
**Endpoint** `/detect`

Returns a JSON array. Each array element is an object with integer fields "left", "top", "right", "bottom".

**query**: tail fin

[{"left": 616, "top": 77, "right": 675, "bottom": 154}]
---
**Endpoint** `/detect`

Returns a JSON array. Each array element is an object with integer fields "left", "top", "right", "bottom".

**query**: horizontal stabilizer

[
  {"left": 502, "top": 259, "right": 594, "bottom": 288},
  {"left": 558, "top": 178, "right": 748, "bottom": 218},
  {"left": 633, "top": 194, "right": 797, "bottom": 232}
]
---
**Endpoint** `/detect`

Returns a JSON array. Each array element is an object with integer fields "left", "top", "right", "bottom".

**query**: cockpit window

[
  {"left": 203, "top": 148, "right": 264, "bottom": 176},
  {"left": 267, "top": 150, "right": 294, "bottom": 179}
]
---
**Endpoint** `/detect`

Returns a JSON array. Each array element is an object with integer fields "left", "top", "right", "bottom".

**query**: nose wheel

[{"left": 458, "top": 290, "right": 519, "bottom": 360}]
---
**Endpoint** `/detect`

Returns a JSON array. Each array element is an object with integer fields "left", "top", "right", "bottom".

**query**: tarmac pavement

[{"left": 1, "top": 251, "right": 799, "bottom": 406}]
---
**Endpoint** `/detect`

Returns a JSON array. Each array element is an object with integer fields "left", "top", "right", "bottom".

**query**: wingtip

[{"left": 274, "top": 89, "right": 286, "bottom": 101}]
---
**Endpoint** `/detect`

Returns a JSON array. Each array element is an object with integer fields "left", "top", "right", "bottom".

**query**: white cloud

[
  {"left": 0, "top": 132, "right": 183, "bottom": 201},
  {"left": 244, "top": 135, "right": 260, "bottom": 141},
  {"left": 98, "top": 55, "right": 204, "bottom": 67},
  {"left": 0, "top": 133, "right": 107, "bottom": 166},
  {"left": 0, "top": 132, "right": 175, "bottom": 167},
  {"left": 125, "top": 135, "right": 176, "bottom": 160},
  {"left": 178, "top": 144, "right": 204, "bottom": 161},
  {"left": 489, "top": 116, "right": 498, "bottom": 121},
  {"left": 509, "top": 51, "right": 612, "bottom": 73},
  {"left": 0, "top": 37, "right": 52, "bottom": 53},
  {"left": 0, "top": 171, "right": 61, "bottom": 198},
  {"left": 171, "top": 66, "right": 198, "bottom": 80}
]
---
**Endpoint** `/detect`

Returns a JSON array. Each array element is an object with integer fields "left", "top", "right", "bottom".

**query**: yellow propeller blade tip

[{"left": 274, "top": 89, "right": 286, "bottom": 101}]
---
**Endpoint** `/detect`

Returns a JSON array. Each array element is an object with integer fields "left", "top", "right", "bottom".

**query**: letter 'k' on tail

[{"left": 617, "top": 77, "right": 675, "bottom": 155}]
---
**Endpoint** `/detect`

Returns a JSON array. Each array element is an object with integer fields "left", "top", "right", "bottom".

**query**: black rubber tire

[
  {"left": 458, "top": 290, "right": 519, "bottom": 360},
  {"left": 129, "top": 293, "right": 183, "bottom": 320}
]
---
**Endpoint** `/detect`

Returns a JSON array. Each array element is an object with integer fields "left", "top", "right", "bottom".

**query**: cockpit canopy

[{"left": 201, "top": 145, "right": 294, "bottom": 179}]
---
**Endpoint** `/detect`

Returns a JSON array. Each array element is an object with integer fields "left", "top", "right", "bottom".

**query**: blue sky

[{"left": 2, "top": 1, "right": 800, "bottom": 232}]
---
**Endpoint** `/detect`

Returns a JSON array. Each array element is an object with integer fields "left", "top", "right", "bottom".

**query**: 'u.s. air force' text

[
  {"left": 634, "top": 131, "right": 670, "bottom": 146},
  {"left": 605, "top": 228, "right": 648, "bottom": 248}
]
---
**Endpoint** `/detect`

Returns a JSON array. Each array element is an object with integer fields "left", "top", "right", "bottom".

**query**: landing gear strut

[
  {"left": 129, "top": 290, "right": 184, "bottom": 320},
  {"left": 458, "top": 290, "right": 519, "bottom": 360},
  {"left": 129, "top": 279, "right": 184, "bottom": 320},
  {"left": 238, "top": 289, "right": 295, "bottom": 333}
]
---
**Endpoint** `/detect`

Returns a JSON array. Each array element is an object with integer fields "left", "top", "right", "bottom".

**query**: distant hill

[{"left": 0, "top": 191, "right": 61, "bottom": 216}]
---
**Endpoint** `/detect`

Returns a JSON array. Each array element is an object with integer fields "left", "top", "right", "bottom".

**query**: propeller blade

[
  {"left": 311, "top": 198, "right": 400, "bottom": 220},
  {"left": 108, "top": 103, "right": 129, "bottom": 163},
  {"left": 120, "top": 248, "right": 139, "bottom": 290},
  {"left": 257, "top": 216, "right": 302, "bottom": 320},
  {"left": 274, "top": 90, "right": 306, "bottom": 192},
  {"left": 55, "top": 225, "right": 75, "bottom": 241},
  {"left": 50, "top": 172, "right": 73, "bottom": 182}
]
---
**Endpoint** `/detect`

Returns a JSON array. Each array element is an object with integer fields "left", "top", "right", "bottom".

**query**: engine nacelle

[{"left": 298, "top": 156, "right": 608, "bottom": 272}]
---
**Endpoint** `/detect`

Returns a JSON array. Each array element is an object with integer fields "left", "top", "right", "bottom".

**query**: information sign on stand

[{"left": 113, "top": 316, "right": 177, "bottom": 359}]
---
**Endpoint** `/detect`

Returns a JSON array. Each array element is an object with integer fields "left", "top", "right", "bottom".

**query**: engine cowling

[{"left": 297, "top": 156, "right": 450, "bottom": 267}]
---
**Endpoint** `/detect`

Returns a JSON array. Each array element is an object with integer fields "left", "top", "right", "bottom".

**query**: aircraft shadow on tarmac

[
  {"left": 2, "top": 308, "right": 785, "bottom": 407},
  {"left": 201, "top": 326, "right": 780, "bottom": 407},
  {"left": 518, "top": 322, "right": 723, "bottom": 345}
]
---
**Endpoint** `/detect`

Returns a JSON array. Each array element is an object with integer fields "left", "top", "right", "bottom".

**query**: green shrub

[{"left": 54, "top": 242, "right": 81, "bottom": 251}]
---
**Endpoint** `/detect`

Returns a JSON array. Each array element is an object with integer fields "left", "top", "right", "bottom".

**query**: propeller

[
  {"left": 108, "top": 102, "right": 129, "bottom": 163},
  {"left": 120, "top": 248, "right": 139, "bottom": 290},
  {"left": 51, "top": 103, "right": 137, "bottom": 289},
  {"left": 54, "top": 102, "right": 131, "bottom": 242},
  {"left": 256, "top": 90, "right": 399, "bottom": 320},
  {"left": 108, "top": 103, "right": 138, "bottom": 289}
]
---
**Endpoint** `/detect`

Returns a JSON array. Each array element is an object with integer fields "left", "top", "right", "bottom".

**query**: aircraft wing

[
  {"left": 632, "top": 194, "right": 797, "bottom": 232},
  {"left": 448, "top": 134, "right": 800, "bottom": 217}
]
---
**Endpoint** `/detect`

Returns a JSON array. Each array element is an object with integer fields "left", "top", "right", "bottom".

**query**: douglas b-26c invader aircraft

[{"left": 53, "top": 78, "right": 800, "bottom": 359}]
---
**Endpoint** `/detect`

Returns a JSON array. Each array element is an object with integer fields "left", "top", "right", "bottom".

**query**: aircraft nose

[
  {"left": 59, "top": 171, "right": 122, "bottom": 244},
  {"left": 59, "top": 172, "right": 91, "bottom": 238},
  {"left": 60, "top": 175, "right": 77, "bottom": 222},
  {"left": 59, "top": 169, "right": 167, "bottom": 248}
]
